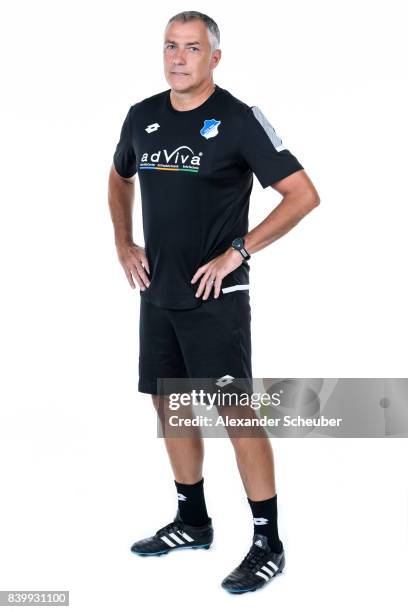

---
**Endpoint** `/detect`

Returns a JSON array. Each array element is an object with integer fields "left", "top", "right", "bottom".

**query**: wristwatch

[{"left": 231, "top": 237, "right": 251, "bottom": 261}]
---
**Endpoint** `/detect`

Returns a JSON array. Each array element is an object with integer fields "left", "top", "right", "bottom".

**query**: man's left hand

[{"left": 191, "top": 248, "right": 244, "bottom": 300}]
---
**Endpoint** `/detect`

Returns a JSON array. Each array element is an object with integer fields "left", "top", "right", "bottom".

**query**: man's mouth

[{"left": 171, "top": 72, "right": 189, "bottom": 75}]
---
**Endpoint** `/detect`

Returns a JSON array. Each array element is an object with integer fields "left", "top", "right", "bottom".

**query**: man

[{"left": 108, "top": 10, "right": 320, "bottom": 594}]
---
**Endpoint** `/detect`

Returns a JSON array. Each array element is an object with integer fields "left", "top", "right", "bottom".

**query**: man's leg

[
  {"left": 130, "top": 395, "right": 213, "bottom": 555},
  {"left": 228, "top": 435, "right": 276, "bottom": 500},
  {"left": 151, "top": 392, "right": 210, "bottom": 527},
  {"left": 228, "top": 433, "right": 283, "bottom": 553},
  {"left": 151, "top": 393, "right": 204, "bottom": 484},
  {"left": 216, "top": 418, "right": 285, "bottom": 593},
  {"left": 132, "top": 298, "right": 213, "bottom": 555}
]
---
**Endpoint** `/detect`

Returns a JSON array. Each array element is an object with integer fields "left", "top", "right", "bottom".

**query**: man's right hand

[{"left": 116, "top": 242, "right": 151, "bottom": 290}]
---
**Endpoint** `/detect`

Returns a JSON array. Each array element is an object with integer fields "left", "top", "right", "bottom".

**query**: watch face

[{"left": 232, "top": 237, "right": 243, "bottom": 249}]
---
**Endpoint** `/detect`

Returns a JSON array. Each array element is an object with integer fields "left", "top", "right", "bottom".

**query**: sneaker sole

[{"left": 131, "top": 543, "right": 212, "bottom": 557}]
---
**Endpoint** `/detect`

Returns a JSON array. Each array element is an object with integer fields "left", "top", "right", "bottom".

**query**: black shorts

[{"left": 138, "top": 291, "right": 252, "bottom": 395}]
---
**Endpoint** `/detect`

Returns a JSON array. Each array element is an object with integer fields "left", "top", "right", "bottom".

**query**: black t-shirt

[{"left": 113, "top": 84, "right": 303, "bottom": 309}]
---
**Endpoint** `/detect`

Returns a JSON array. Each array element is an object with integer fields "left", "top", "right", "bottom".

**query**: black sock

[
  {"left": 248, "top": 493, "right": 283, "bottom": 553},
  {"left": 174, "top": 477, "right": 209, "bottom": 527}
]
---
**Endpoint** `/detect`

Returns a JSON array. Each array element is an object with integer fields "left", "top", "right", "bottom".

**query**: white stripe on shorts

[{"left": 221, "top": 284, "right": 250, "bottom": 294}]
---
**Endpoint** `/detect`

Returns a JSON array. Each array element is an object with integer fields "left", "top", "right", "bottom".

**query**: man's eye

[{"left": 165, "top": 44, "right": 198, "bottom": 51}]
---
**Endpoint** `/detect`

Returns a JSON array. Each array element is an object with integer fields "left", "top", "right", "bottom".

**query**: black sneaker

[
  {"left": 221, "top": 534, "right": 285, "bottom": 594},
  {"left": 130, "top": 511, "right": 213, "bottom": 556}
]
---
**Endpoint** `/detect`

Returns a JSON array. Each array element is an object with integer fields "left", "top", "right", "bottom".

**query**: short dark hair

[{"left": 166, "top": 11, "right": 220, "bottom": 52}]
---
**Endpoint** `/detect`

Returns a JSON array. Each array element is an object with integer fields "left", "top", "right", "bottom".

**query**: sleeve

[
  {"left": 113, "top": 106, "right": 137, "bottom": 178},
  {"left": 238, "top": 106, "right": 304, "bottom": 188}
]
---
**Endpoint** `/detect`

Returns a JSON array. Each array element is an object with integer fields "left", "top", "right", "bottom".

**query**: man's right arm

[{"left": 108, "top": 163, "right": 150, "bottom": 290}]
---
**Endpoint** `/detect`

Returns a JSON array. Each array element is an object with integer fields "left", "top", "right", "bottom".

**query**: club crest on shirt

[{"left": 200, "top": 118, "right": 221, "bottom": 139}]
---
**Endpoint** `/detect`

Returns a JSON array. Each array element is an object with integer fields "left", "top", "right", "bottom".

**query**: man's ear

[{"left": 211, "top": 49, "right": 221, "bottom": 69}]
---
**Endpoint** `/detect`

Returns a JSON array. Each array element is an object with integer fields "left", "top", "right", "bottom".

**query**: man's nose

[{"left": 172, "top": 48, "right": 187, "bottom": 64}]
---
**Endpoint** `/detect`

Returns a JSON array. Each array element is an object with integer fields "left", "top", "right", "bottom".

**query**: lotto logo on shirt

[{"left": 139, "top": 146, "right": 203, "bottom": 174}]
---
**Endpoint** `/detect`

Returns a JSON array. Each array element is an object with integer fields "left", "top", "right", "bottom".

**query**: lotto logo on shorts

[{"left": 215, "top": 375, "right": 235, "bottom": 387}]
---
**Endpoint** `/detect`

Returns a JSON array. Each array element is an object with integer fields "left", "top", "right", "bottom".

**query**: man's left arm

[
  {"left": 192, "top": 169, "right": 319, "bottom": 300},
  {"left": 243, "top": 168, "right": 320, "bottom": 257},
  {"left": 192, "top": 105, "right": 320, "bottom": 299}
]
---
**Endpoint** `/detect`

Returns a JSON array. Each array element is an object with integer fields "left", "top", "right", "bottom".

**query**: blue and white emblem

[{"left": 200, "top": 118, "right": 221, "bottom": 139}]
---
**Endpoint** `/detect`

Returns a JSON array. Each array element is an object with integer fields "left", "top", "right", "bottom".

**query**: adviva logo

[{"left": 140, "top": 146, "right": 202, "bottom": 171}]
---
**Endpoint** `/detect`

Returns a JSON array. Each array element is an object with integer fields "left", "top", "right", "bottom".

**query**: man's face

[{"left": 163, "top": 19, "right": 221, "bottom": 92}]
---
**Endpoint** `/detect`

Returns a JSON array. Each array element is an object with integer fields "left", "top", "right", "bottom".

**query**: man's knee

[{"left": 151, "top": 394, "right": 172, "bottom": 411}]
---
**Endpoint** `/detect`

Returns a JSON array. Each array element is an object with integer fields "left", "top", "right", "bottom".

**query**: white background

[{"left": 1, "top": 0, "right": 407, "bottom": 609}]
